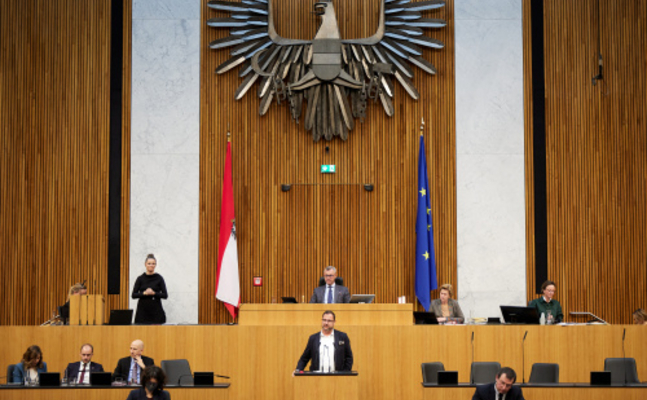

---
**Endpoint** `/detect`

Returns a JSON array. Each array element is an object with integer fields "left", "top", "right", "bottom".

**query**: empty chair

[
  {"left": 6, "top": 364, "right": 15, "bottom": 384},
  {"left": 160, "top": 359, "right": 193, "bottom": 386},
  {"left": 604, "top": 358, "right": 640, "bottom": 384},
  {"left": 318, "top": 277, "right": 344, "bottom": 286},
  {"left": 421, "top": 362, "right": 445, "bottom": 384},
  {"left": 470, "top": 362, "right": 501, "bottom": 384},
  {"left": 529, "top": 363, "right": 559, "bottom": 383}
]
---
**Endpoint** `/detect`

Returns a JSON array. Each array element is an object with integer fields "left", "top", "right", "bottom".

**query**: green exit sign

[{"left": 321, "top": 164, "right": 336, "bottom": 173}]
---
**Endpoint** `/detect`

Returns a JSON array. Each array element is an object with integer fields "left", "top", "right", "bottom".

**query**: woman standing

[{"left": 133, "top": 254, "right": 168, "bottom": 324}]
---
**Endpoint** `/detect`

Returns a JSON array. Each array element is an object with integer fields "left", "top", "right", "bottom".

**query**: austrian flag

[{"left": 215, "top": 140, "right": 241, "bottom": 319}]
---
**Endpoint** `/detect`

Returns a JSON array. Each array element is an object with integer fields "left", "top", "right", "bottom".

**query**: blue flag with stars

[{"left": 415, "top": 135, "right": 438, "bottom": 311}]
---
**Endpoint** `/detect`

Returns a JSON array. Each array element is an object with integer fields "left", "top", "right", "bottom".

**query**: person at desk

[
  {"left": 633, "top": 308, "right": 647, "bottom": 325},
  {"left": 309, "top": 266, "right": 350, "bottom": 304},
  {"left": 430, "top": 283, "right": 465, "bottom": 324},
  {"left": 126, "top": 366, "right": 170, "bottom": 400},
  {"left": 132, "top": 253, "right": 168, "bottom": 324},
  {"left": 472, "top": 367, "right": 525, "bottom": 400},
  {"left": 64, "top": 343, "right": 104, "bottom": 384},
  {"left": 60, "top": 282, "right": 87, "bottom": 324},
  {"left": 528, "top": 280, "right": 563, "bottom": 323},
  {"left": 114, "top": 340, "right": 155, "bottom": 384},
  {"left": 12, "top": 345, "right": 48, "bottom": 384},
  {"left": 294, "top": 310, "right": 353, "bottom": 374}
]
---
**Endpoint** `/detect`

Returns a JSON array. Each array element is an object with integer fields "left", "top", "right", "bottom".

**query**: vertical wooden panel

[
  {"left": 199, "top": 0, "right": 457, "bottom": 323},
  {"left": 0, "top": 0, "right": 132, "bottom": 325},
  {"left": 524, "top": 0, "right": 647, "bottom": 324}
]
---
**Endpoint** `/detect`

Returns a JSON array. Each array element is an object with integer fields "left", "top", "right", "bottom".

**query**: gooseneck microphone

[
  {"left": 622, "top": 328, "right": 627, "bottom": 385},
  {"left": 522, "top": 330, "right": 528, "bottom": 383},
  {"left": 471, "top": 331, "right": 475, "bottom": 371}
]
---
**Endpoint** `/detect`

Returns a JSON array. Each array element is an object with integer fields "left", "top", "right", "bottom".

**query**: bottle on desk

[{"left": 540, "top": 312, "right": 546, "bottom": 325}]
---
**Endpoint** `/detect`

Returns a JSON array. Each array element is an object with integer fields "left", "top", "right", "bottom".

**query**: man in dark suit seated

[
  {"left": 64, "top": 343, "right": 104, "bottom": 384},
  {"left": 113, "top": 339, "right": 154, "bottom": 384},
  {"left": 294, "top": 310, "right": 353, "bottom": 374},
  {"left": 472, "top": 367, "right": 525, "bottom": 400},
  {"left": 309, "top": 266, "right": 351, "bottom": 304}
]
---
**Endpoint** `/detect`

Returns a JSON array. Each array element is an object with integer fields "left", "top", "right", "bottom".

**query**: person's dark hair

[
  {"left": 497, "top": 367, "right": 517, "bottom": 383},
  {"left": 541, "top": 280, "right": 556, "bottom": 292},
  {"left": 21, "top": 345, "right": 44, "bottom": 369},
  {"left": 145, "top": 253, "right": 156, "bottom": 262},
  {"left": 142, "top": 365, "right": 167, "bottom": 391},
  {"left": 323, "top": 310, "right": 336, "bottom": 321}
]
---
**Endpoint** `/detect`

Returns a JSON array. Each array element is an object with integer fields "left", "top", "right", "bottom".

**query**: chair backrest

[
  {"left": 529, "top": 363, "right": 559, "bottom": 383},
  {"left": 160, "top": 359, "right": 193, "bottom": 386},
  {"left": 421, "top": 362, "right": 445, "bottom": 384},
  {"left": 7, "top": 364, "right": 15, "bottom": 384},
  {"left": 470, "top": 362, "right": 501, "bottom": 384},
  {"left": 318, "top": 277, "right": 344, "bottom": 287},
  {"left": 604, "top": 358, "right": 639, "bottom": 384}
]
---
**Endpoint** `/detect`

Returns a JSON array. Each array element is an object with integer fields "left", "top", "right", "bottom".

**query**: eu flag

[{"left": 415, "top": 135, "right": 438, "bottom": 311}]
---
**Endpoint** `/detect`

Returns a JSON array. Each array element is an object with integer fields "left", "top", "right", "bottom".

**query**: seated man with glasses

[
  {"left": 294, "top": 310, "right": 353, "bottom": 374},
  {"left": 309, "top": 266, "right": 351, "bottom": 304}
]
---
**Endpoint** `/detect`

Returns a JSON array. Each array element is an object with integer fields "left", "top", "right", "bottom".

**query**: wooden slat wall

[
  {"left": 523, "top": 0, "right": 647, "bottom": 324},
  {"left": 200, "top": 0, "right": 457, "bottom": 323},
  {"left": 0, "top": 0, "right": 132, "bottom": 325}
]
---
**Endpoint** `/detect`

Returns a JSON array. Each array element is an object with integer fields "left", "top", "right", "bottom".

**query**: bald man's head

[{"left": 129, "top": 340, "right": 144, "bottom": 358}]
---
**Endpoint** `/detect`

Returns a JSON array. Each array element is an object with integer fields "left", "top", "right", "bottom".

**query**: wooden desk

[
  {"left": 238, "top": 303, "right": 413, "bottom": 326},
  {"left": 0, "top": 384, "right": 229, "bottom": 400},
  {"left": 294, "top": 372, "right": 358, "bottom": 400},
  {"left": 420, "top": 384, "right": 647, "bottom": 400}
]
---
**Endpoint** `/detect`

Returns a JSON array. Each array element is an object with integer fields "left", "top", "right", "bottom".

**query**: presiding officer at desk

[
  {"left": 64, "top": 343, "right": 104, "bottom": 384},
  {"left": 295, "top": 310, "right": 353, "bottom": 373},
  {"left": 310, "top": 266, "right": 350, "bottom": 304},
  {"left": 528, "top": 280, "right": 563, "bottom": 323},
  {"left": 430, "top": 283, "right": 465, "bottom": 324},
  {"left": 472, "top": 367, "right": 525, "bottom": 400},
  {"left": 114, "top": 340, "right": 155, "bottom": 384}
]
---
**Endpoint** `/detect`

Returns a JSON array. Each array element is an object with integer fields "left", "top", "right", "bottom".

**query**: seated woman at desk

[
  {"left": 12, "top": 345, "right": 48, "bottom": 384},
  {"left": 430, "top": 284, "right": 465, "bottom": 324},
  {"left": 528, "top": 280, "right": 563, "bottom": 323},
  {"left": 633, "top": 308, "right": 647, "bottom": 325}
]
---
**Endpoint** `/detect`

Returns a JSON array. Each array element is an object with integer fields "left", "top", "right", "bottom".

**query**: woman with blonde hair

[{"left": 430, "top": 283, "right": 465, "bottom": 324}]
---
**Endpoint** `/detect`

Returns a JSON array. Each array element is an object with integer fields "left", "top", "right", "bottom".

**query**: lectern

[
  {"left": 69, "top": 294, "right": 105, "bottom": 325},
  {"left": 293, "top": 372, "right": 358, "bottom": 400}
]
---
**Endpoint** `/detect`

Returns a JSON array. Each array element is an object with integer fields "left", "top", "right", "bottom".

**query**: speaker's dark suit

[
  {"left": 113, "top": 356, "right": 155, "bottom": 382},
  {"left": 296, "top": 330, "right": 353, "bottom": 372},
  {"left": 64, "top": 361, "right": 104, "bottom": 382},
  {"left": 309, "top": 285, "right": 351, "bottom": 303},
  {"left": 472, "top": 383, "right": 525, "bottom": 400}
]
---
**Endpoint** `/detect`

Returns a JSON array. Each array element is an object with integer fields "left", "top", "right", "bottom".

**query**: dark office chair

[
  {"left": 470, "top": 362, "right": 501, "bottom": 384},
  {"left": 6, "top": 364, "right": 15, "bottom": 384},
  {"left": 421, "top": 362, "right": 445, "bottom": 384},
  {"left": 529, "top": 363, "right": 559, "bottom": 383},
  {"left": 318, "top": 277, "right": 344, "bottom": 287},
  {"left": 604, "top": 358, "right": 640, "bottom": 384},
  {"left": 160, "top": 359, "right": 193, "bottom": 386}
]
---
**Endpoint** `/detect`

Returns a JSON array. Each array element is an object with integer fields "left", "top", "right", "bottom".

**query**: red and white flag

[{"left": 215, "top": 140, "right": 240, "bottom": 319}]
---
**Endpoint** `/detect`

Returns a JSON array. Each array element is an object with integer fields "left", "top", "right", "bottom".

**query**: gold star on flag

[
  {"left": 419, "top": 188, "right": 426, "bottom": 196},
  {"left": 427, "top": 208, "right": 431, "bottom": 215},
  {"left": 422, "top": 251, "right": 430, "bottom": 260},
  {"left": 428, "top": 224, "right": 431, "bottom": 231}
]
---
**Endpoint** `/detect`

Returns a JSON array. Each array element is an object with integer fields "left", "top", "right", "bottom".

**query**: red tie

[{"left": 79, "top": 363, "right": 87, "bottom": 384}]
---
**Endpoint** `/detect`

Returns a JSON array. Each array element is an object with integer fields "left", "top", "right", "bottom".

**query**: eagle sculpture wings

[{"left": 207, "top": 0, "right": 446, "bottom": 141}]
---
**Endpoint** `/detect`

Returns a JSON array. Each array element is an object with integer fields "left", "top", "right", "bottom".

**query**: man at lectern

[
  {"left": 472, "top": 367, "right": 525, "bottom": 400},
  {"left": 294, "top": 310, "right": 353, "bottom": 374},
  {"left": 309, "top": 266, "right": 351, "bottom": 304}
]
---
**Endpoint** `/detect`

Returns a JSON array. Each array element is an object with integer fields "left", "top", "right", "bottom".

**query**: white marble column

[
  {"left": 130, "top": 0, "right": 200, "bottom": 324},
  {"left": 455, "top": 0, "right": 526, "bottom": 319}
]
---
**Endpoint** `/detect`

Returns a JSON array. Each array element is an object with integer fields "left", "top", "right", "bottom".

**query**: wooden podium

[
  {"left": 239, "top": 304, "right": 413, "bottom": 326},
  {"left": 293, "top": 372, "right": 358, "bottom": 400},
  {"left": 69, "top": 294, "right": 105, "bottom": 325}
]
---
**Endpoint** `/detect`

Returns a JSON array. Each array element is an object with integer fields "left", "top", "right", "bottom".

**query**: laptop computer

[
  {"left": 193, "top": 372, "right": 214, "bottom": 386},
  {"left": 413, "top": 311, "right": 439, "bottom": 325},
  {"left": 281, "top": 297, "right": 298, "bottom": 303},
  {"left": 349, "top": 294, "right": 375, "bottom": 304},
  {"left": 90, "top": 372, "right": 112, "bottom": 386},
  {"left": 438, "top": 371, "right": 459, "bottom": 385},
  {"left": 500, "top": 305, "right": 540, "bottom": 324},
  {"left": 108, "top": 309, "right": 133, "bottom": 325},
  {"left": 39, "top": 372, "right": 60, "bottom": 387}
]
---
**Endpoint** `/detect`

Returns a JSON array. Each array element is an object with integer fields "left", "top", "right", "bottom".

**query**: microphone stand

[
  {"left": 622, "top": 328, "right": 627, "bottom": 385},
  {"left": 522, "top": 330, "right": 528, "bottom": 383},
  {"left": 471, "top": 331, "right": 475, "bottom": 383}
]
